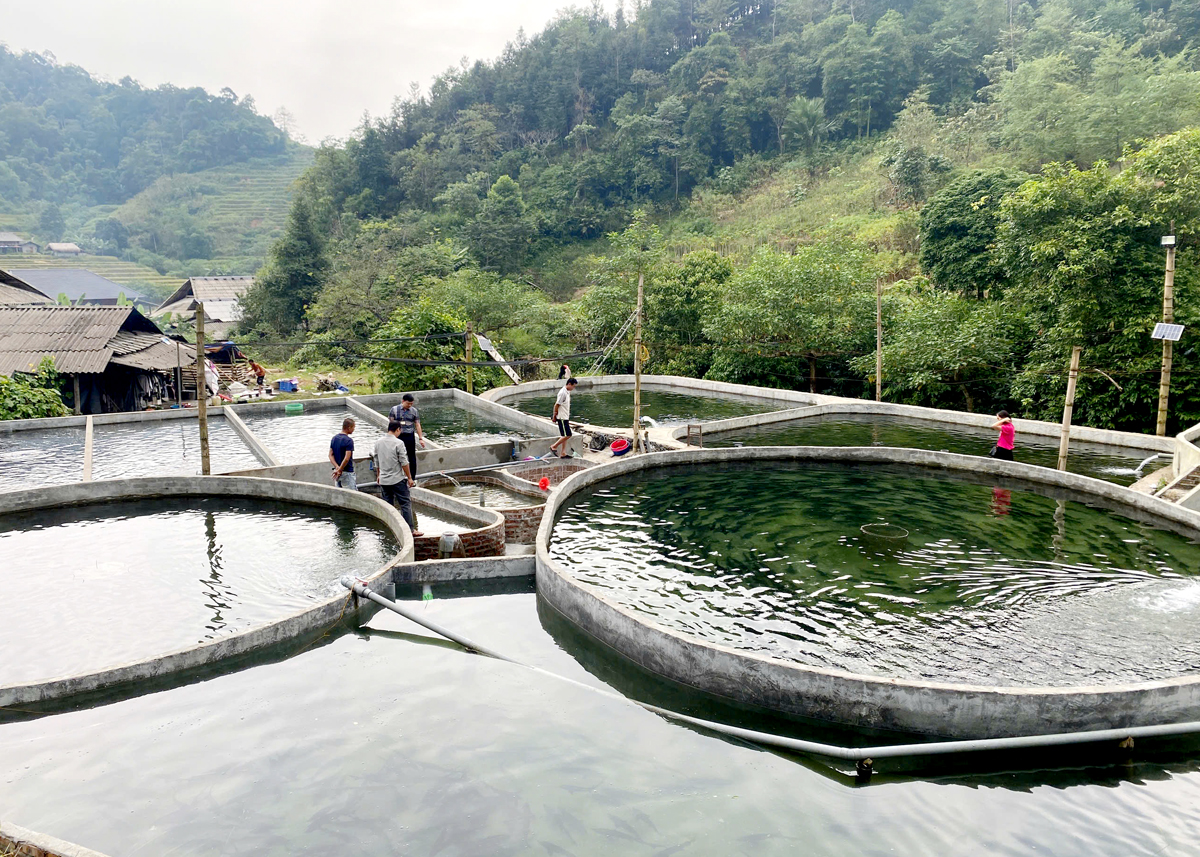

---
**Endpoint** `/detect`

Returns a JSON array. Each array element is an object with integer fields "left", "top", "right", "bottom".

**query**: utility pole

[
  {"left": 465, "top": 322, "right": 474, "bottom": 396},
  {"left": 1156, "top": 224, "right": 1178, "bottom": 436},
  {"left": 633, "top": 272, "right": 645, "bottom": 453},
  {"left": 195, "top": 303, "right": 211, "bottom": 476},
  {"left": 1057, "top": 346, "right": 1083, "bottom": 471},
  {"left": 875, "top": 279, "right": 883, "bottom": 402}
]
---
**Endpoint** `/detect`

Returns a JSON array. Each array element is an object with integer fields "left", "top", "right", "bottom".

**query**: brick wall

[
  {"left": 421, "top": 473, "right": 549, "bottom": 545},
  {"left": 510, "top": 461, "right": 589, "bottom": 487},
  {"left": 412, "top": 514, "right": 505, "bottom": 560}
]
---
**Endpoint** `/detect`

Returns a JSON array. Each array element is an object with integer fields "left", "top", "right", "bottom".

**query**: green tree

[
  {"left": 468, "top": 175, "right": 533, "bottom": 273},
  {"left": 238, "top": 201, "right": 329, "bottom": 334},
  {"left": 919, "top": 169, "right": 1025, "bottom": 298}
]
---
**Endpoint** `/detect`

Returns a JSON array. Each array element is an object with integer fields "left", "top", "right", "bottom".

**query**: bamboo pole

[
  {"left": 633, "top": 272, "right": 645, "bottom": 453},
  {"left": 195, "top": 303, "right": 211, "bottom": 476},
  {"left": 465, "top": 322, "right": 474, "bottom": 396},
  {"left": 1156, "top": 225, "right": 1177, "bottom": 436},
  {"left": 175, "top": 340, "right": 182, "bottom": 407},
  {"left": 1057, "top": 346, "right": 1083, "bottom": 471},
  {"left": 875, "top": 279, "right": 883, "bottom": 402}
]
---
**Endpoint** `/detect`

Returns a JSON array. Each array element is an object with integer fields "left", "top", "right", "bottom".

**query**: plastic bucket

[
  {"left": 284, "top": 402, "right": 304, "bottom": 415},
  {"left": 610, "top": 438, "right": 631, "bottom": 456}
]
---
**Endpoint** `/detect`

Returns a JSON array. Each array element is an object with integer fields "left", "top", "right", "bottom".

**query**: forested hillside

[
  {"left": 236, "top": 0, "right": 1200, "bottom": 432},
  {"left": 0, "top": 46, "right": 306, "bottom": 280}
]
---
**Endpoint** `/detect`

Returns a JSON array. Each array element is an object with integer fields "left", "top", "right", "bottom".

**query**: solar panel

[{"left": 1152, "top": 323, "right": 1185, "bottom": 341}]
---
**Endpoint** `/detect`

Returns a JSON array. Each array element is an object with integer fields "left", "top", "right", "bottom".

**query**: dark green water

[
  {"left": 2, "top": 592, "right": 1199, "bottom": 855},
  {"left": 504, "top": 387, "right": 783, "bottom": 427},
  {"left": 0, "top": 498, "right": 398, "bottom": 684},
  {"left": 549, "top": 463, "right": 1200, "bottom": 686},
  {"left": 370, "top": 402, "right": 536, "bottom": 445},
  {"left": 706, "top": 413, "right": 1154, "bottom": 485}
]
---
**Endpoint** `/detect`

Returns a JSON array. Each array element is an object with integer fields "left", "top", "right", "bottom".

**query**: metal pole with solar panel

[{"left": 1154, "top": 225, "right": 1182, "bottom": 436}]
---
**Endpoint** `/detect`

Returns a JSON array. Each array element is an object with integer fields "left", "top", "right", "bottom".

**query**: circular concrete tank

[
  {"left": 536, "top": 447, "right": 1200, "bottom": 739},
  {"left": 0, "top": 476, "right": 413, "bottom": 710}
]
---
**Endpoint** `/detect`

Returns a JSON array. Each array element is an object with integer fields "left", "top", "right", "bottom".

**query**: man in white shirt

[{"left": 549, "top": 377, "right": 577, "bottom": 458}]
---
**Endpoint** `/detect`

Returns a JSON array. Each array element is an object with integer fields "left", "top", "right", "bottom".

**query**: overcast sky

[{"left": 1, "top": 0, "right": 597, "bottom": 143}]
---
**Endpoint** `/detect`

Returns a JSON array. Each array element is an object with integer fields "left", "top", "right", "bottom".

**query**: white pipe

[{"left": 340, "top": 579, "right": 1200, "bottom": 765}]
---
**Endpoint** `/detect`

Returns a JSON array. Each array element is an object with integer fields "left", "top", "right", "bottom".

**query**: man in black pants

[
  {"left": 388, "top": 393, "right": 426, "bottom": 477},
  {"left": 373, "top": 419, "right": 419, "bottom": 534}
]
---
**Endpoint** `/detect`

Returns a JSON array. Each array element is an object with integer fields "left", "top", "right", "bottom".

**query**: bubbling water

[{"left": 548, "top": 462, "right": 1200, "bottom": 687}]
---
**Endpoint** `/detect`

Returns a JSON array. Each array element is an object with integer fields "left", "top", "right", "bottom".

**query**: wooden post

[
  {"left": 82, "top": 414, "right": 93, "bottom": 482},
  {"left": 633, "top": 272, "right": 645, "bottom": 453},
  {"left": 72, "top": 374, "right": 81, "bottom": 415},
  {"left": 1156, "top": 224, "right": 1177, "bottom": 436},
  {"left": 195, "top": 303, "right": 211, "bottom": 476},
  {"left": 875, "top": 279, "right": 883, "bottom": 402},
  {"left": 465, "top": 322, "right": 474, "bottom": 396},
  {"left": 175, "top": 340, "right": 183, "bottom": 407},
  {"left": 1057, "top": 346, "right": 1083, "bottom": 471}
]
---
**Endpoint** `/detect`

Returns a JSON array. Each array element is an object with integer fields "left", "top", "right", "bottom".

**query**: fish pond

[
  {"left": 0, "top": 496, "right": 398, "bottom": 685},
  {"left": 503, "top": 387, "right": 783, "bottom": 427},
  {"left": 705, "top": 412, "right": 1156, "bottom": 485},
  {"left": 548, "top": 462, "right": 1200, "bottom": 687}
]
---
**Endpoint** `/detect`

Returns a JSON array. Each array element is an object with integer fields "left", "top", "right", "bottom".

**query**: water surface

[
  {"left": 1, "top": 592, "right": 1197, "bottom": 856},
  {"left": 504, "top": 387, "right": 783, "bottom": 427},
  {"left": 549, "top": 462, "right": 1200, "bottom": 686},
  {"left": 91, "top": 417, "right": 261, "bottom": 478},
  {"left": 0, "top": 426, "right": 86, "bottom": 491},
  {"left": 0, "top": 497, "right": 397, "bottom": 684},
  {"left": 428, "top": 481, "right": 545, "bottom": 507},
  {"left": 706, "top": 413, "right": 1155, "bottom": 485},
  {"left": 239, "top": 407, "right": 386, "bottom": 465},
  {"left": 370, "top": 401, "right": 535, "bottom": 445}
]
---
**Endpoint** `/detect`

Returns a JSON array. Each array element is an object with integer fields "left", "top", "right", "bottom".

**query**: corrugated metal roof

[
  {"left": 0, "top": 305, "right": 159, "bottom": 375},
  {"left": 0, "top": 233, "right": 23, "bottom": 244},
  {"left": 3, "top": 269, "right": 147, "bottom": 303},
  {"left": 199, "top": 299, "right": 243, "bottom": 322},
  {"left": 46, "top": 242, "right": 82, "bottom": 252},
  {"left": 0, "top": 282, "right": 53, "bottom": 306},
  {"left": 190, "top": 276, "right": 253, "bottom": 301},
  {"left": 110, "top": 336, "right": 194, "bottom": 371}
]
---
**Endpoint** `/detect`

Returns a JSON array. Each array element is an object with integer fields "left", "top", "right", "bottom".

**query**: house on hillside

[
  {"left": 0, "top": 233, "right": 38, "bottom": 254},
  {"left": 46, "top": 242, "right": 83, "bottom": 256},
  {"left": 0, "top": 305, "right": 195, "bottom": 414},
  {"left": 0, "top": 268, "right": 150, "bottom": 308},
  {"left": 154, "top": 276, "right": 253, "bottom": 338},
  {"left": 0, "top": 270, "right": 53, "bottom": 306}
]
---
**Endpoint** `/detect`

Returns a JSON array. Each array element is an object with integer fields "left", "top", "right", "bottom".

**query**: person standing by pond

[
  {"left": 550, "top": 377, "right": 578, "bottom": 458},
  {"left": 329, "top": 418, "right": 357, "bottom": 489},
  {"left": 388, "top": 393, "right": 426, "bottom": 477},
  {"left": 990, "top": 411, "right": 1015, "bottom": 461},
  {"left": 374, "top": 419, "right": 419, "bottom": 534}
]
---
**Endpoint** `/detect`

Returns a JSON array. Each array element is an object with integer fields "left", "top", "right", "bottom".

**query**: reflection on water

[
  {"left": 549, "top": 462, "right": 1200, "bottom": 686},
  {"left": 2, "top": 592, "right": 1199, "bottom": 856},
  {"left": 505, "top": 387, "right": 783, "bottom": 427},
  {"left": 428, "top": 481, "right": 544, "bottom": 507},
  {"left": 0, "top": 497, "right": 398, "bottom": 684},
  {"left": 706, "top": 412, "right": 1154, "bottom": 485}
]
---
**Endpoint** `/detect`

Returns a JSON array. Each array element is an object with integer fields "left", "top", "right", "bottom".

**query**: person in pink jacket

[{"left": 990, "top": 411, "right": 1015, "bottom": 461}]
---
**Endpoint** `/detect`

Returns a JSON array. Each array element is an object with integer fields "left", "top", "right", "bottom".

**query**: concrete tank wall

[
  {"left": 0, "top": 475, "right": 413, "bottom": 709},
  {"left": 536, "top": 446, "right": 1200, "bottom": 739}
]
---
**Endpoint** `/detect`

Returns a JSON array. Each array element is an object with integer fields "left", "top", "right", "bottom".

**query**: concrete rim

[
  {"left": 0, "top": 476, "right": 414, "bottom": 708},
  {"left": 535, "top": 447, "right": 1200, "bottom": 738}
]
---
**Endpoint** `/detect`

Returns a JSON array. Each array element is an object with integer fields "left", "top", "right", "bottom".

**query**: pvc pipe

[{"left": 340, "top": 579, "right": 1200, "bottom": 764}]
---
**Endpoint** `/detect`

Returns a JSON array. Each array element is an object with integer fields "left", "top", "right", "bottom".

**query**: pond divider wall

[
  {"left": 535, "top": 446, "right": 1200, "bottom": 739},
  {"left": 0, "top": 476, "right": 413, "bottom": 709},
  {"left": 422, "top": 469, "right": 551, "bottom": 544},
  {"left": 0, "top": 821, "right": 112, "bottom": 857}
]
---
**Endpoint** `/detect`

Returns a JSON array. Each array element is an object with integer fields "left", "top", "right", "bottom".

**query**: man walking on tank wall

[{"left": 389, "top": 393, "right": 426, "bottom": 477}]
